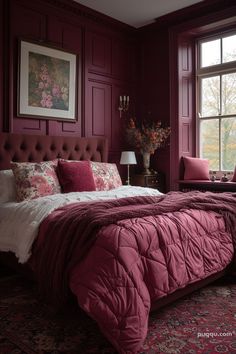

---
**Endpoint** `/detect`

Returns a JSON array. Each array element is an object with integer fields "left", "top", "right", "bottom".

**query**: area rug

[{"left": 0, "top": 275, "right": 235, "bottom": 353}]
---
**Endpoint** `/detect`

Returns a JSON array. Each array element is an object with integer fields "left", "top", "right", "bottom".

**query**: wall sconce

[{"left": 118, "top": 95, "right": 129, "bottom": 118}]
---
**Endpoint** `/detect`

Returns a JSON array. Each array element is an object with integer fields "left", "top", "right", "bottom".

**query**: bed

[{"left": 0, "top": 132, "right": 235, "bottom": 354}]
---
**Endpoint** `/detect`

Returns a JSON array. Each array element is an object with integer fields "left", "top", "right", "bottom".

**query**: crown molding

[{"left": 41, "top": 0, "right": 136, "bottom": 34}]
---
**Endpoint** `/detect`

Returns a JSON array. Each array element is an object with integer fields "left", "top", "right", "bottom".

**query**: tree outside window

[{"left": 198, "top": 33, "right": 236, "bottom": 172}]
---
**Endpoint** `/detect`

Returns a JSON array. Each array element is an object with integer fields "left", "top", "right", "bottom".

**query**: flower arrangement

[{"left": 126, "top": 118, "right": 171, "bottom": 154}]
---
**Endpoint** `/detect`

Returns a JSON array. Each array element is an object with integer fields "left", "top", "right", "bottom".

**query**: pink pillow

[
  {"left": 11, "top": 160, "right": 61, "bottom": 202},
  {"left": 231, "top": 166, "right": 236, "bottom": 182},
  {"left": 183, "top": 156, "right": 210, "bottom": 180},
  {"left": 90, "top": 161, "right": 122, "bottom": 191},
  {"left": 57, "top": 160, "right": 96, "bottom": 193}
]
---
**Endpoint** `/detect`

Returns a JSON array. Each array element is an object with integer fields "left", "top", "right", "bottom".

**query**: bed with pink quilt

[{"left": 0, "top": 132, "right": 235, "bottom": 354}]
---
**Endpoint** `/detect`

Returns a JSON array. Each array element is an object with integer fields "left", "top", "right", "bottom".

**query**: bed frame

[
  {"left": 0, "top": 132, "right": 108, "bottom": 170},
  {"left": 0, "top": 132, "right": 230, "bottom": 309}
]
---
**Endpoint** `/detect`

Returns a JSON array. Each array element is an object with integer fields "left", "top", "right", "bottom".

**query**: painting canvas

[{"left": 18, "top": 40, "right": 77, "bottom": 121}]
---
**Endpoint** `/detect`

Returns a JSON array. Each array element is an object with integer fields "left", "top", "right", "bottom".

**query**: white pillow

[{"left": 0, "top": 170, "right": 17, "bottom": 203}]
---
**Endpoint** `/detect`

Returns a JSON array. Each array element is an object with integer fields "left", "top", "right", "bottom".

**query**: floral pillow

[
  {"left": 11, "top": 160, "right": 61, "bottom": 202},
  {"left": 90, "top": 161, "right": 122, "bottom": 191}
]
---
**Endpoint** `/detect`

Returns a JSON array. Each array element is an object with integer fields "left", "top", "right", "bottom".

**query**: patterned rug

[{"left": 0, "top": 274, "right": 235, "bottom": 354}]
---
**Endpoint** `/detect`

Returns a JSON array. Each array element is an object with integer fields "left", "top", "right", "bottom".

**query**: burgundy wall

[
  {"left": 0, "top": 0, "right": 137, "bottom": 165},
  {"left": 137, "top": 0, "right": 236, "bottom": 190},
  {"left": 0, "top": 1, "right": 3, "bottom": 127},
  {"left": 136, "top": 28, "right": 170, "bottom": 187},
  {"left": 1, "top": 0, "right": 236, "bottom": 190}
]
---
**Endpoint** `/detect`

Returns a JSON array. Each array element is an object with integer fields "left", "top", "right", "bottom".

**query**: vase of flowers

[{"left": 126, "top": 118, "right": 171, "bottom": 174}]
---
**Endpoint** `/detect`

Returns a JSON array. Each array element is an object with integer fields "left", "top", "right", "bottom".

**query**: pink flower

[
  {"left": 38, "top": 183, "right": 53, "bottom": 196},
  {"left": 52, "top": 84, "right": 61, "bottom": 98},
  {"left": 40, "top": 93, "right": 53, "bottom": 109},
  {"left": 40, "top": 74, "right": 48, "bottom": 81},
  {"left": 30, "top": 175, "right": 46, "bottom": 187},
  {"left": 41, "top": 64, "right": 48, "bottom": 73},
  {"left": 38, "top": 82, "right": 44, "bottom": 89}
]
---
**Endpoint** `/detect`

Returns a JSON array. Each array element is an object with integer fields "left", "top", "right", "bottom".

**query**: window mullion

[
  {"left": 219, "top": 117, "right": 222, "bottom": 171},
  {"left": 219, "top": 74, "right": 222, "bottom": 116},
  {"left": 197, "top": 32, "right": 236, "bottom": 172}
]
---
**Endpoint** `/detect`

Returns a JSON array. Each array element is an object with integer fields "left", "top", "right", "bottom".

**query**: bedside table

[{"left": 131, "top": 172, "right": 165, "bottom": 193}]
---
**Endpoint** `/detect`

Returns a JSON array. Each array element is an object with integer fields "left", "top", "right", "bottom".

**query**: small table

[
  {"left": 178, "top": 180, "right": 236, "bottom": 192},
  {"left": 131, "top": 172, "right": 165, "bottom": 193}
]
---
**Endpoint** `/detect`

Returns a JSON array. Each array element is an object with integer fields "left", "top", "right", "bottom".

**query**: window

[{"left": 197, "top": 33, "right": 236, "bottom": 172}]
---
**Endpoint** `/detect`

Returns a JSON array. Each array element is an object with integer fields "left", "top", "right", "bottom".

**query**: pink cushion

[
  {"left": 231, "top": 166, "right": 236, "bottom": 182},
  {"left": 90, "top": 161, "right": 122, "bottom": 191},
  {"left": 183, "top": 156, "right": 210, "bottom": 180},
  {"left": 11, "top": 160, "right": 61, "bottom": 202},
  {"left": 57, "top": 160, "right": 96, "bottom": 193}
]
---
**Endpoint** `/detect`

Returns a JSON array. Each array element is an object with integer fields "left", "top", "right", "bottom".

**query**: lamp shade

[{"left": 120, "top": 151, "right": 137, "bottom": 165}]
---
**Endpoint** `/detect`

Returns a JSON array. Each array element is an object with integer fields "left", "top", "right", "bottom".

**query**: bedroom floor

[{"left": 0, "top": 266, "right": 235, "bottom": 354}]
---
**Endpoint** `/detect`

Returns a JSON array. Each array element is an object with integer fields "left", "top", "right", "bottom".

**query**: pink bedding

[{"left": 32, "top": 191, "right": 236, "bottom": 353}]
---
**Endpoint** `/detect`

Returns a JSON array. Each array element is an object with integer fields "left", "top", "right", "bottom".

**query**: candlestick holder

[{"left": 118, "top": 95, "right": 129, "bottom": 117}]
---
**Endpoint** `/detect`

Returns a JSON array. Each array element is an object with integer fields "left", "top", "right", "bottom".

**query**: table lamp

[{"left": 120, "top": 151, "right": 137, "bottom": 185}]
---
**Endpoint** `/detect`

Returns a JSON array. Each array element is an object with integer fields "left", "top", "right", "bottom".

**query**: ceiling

[{"left": 73, "top": 0, "right": 204, "bottom": 28}]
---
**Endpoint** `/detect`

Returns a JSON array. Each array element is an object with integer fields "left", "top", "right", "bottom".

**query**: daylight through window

[{"left": 197, "top": 33, "right": 236, "bottom": 172}]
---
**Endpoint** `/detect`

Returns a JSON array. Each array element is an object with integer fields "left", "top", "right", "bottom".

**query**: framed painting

[{"left": 18, "top": 39, "right": 77, "bottom": 121}]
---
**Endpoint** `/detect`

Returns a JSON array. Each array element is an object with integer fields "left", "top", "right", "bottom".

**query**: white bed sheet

[{"left": 0, "top": 186, "right": 162, "bottom": 263}]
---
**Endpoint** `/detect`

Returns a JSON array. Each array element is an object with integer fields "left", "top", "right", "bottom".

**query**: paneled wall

[
  {"left": 137, "top": 0, "right": 236, "bottom": 190},
  {"left": 2, "top": 0, "right": 236, "bottom": 190},
  {"left": 0, "top": 0, "right": 136, "bottom": 163},
  {"left": 0, "top": 1, "right": 3, "bottom": 126}
]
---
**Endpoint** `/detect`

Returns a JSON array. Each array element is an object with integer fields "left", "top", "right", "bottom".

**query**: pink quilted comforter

[{"left": 32, "top": 191, "right": 236, "bottom": 353}]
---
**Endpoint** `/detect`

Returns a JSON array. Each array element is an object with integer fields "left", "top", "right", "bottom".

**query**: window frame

[{"left": 196, "top": 30, "right": 236, "bottom": 172}]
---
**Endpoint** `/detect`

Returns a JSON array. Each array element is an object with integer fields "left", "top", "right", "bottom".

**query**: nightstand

[{"left": 131, "top": 172, "right": 165, "bottom": 193}]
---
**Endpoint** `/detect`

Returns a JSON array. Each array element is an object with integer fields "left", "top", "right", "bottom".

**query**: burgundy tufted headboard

[{"left": 0, "top": 133, "right": 108, "bottom": 170}]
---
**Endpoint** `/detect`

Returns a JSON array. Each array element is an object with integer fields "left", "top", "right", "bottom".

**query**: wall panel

[
  {"left": 0, "top": 0, "right": 4, "bottom": 131},
  {"left": 178, "top": 38, "right": 194, "bottom": 160},
  {"left": 2, "top": 0, "right": 136, "bottom": 167},
  {"left": 10, "top": 1, "right": 47, "bottom": 134},
  {"left": 86, "top": 80, "right": 111, "bottom": 140},
  {"left": 47, "top": 17, "right": 82, "bottom": 136},
  {"left": 87, "top": 31, "right": 112, "bottom": 76}
]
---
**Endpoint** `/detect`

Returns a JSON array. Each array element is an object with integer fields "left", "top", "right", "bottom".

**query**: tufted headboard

[{"left": 0, "top": 132, "right": 108, "bottom": 170}]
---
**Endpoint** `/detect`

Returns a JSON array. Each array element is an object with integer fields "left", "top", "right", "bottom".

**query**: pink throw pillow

[
  {"left": 11, "top": 160, "right": 61, "bottom": 202},
  {"left": 231, "top": 166, "right": 236, "bottom": 182},
  {"left": 90, "top": 161, "right": 122, "bottom": 191},
  {"left": 183, "top": 156, "right": 210, "bottom": 180},
  {"left": 57, "top": 160, "right": 96, "bottom": 193}
]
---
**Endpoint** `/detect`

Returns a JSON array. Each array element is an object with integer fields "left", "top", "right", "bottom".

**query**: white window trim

[{"left": 196, "top": 31, "right": 236, "bottom": 172}]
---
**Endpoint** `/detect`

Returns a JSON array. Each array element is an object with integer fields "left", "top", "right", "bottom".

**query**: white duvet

[{"left": 0, "top": 186, "right": 162, "bottom": 263}]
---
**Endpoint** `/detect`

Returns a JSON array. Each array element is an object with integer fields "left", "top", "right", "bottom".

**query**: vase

[{"left": 141, "top": 151, "right": 151, "bottom": 175}]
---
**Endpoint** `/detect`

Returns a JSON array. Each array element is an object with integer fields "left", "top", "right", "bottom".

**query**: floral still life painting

[
  {"left": 28, "top": 53, "right": 69, "bottom": 111},
  {"left": 18, "top": 40, "right": 77, "bottom": 121}
]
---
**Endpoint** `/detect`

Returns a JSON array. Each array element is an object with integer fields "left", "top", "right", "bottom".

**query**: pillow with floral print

[
  {"left": 90, "top": 161, "right": 122, "bottom": 191},
  {"left": 11, "top": 160, "right": 61, "bottom": 202}
]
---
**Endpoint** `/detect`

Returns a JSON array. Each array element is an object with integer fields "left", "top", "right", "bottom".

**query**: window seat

[{"left": 178, "top": 179, "right": 236, "bottom": 192}]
